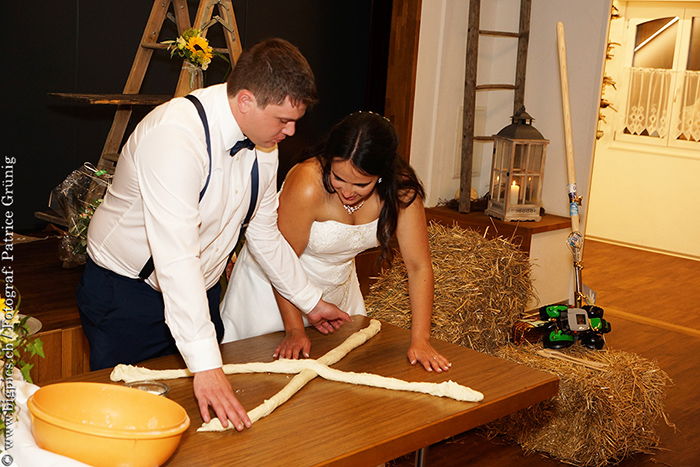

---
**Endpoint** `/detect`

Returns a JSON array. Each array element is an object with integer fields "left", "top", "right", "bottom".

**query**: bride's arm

[
  {"left": 395, "top": 196, "right": 451, "bottom": 372},
  {"left": 272, "top": 288, "right": 310, "bottom": 359},
  {"left": 272, "top": 161, "right": 326, "bottom": 359}
]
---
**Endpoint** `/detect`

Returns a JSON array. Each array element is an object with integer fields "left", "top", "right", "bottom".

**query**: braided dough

[{"left": 110, "top": 319, "right": 484, "bottom": 432}]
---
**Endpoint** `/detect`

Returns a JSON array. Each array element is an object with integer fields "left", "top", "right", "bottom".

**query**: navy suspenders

[{"left": 138, "top": 94, "right": 259, "bottom": 281}]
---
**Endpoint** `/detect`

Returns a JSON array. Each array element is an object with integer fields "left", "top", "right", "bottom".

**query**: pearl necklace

[{"left": 343, "top": 200, "right": 364, "bottom": 215}]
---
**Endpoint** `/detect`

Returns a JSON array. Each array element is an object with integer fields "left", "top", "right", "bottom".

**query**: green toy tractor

[{"left": 538, "top": 304, "right": 611, "bottom": 350}]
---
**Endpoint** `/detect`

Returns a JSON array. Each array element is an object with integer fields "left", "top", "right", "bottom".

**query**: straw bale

[
  {"left": 366, "top": 223, "right": 534, "bottom": 353},
  {"left": 484, "top": 343, "right": 672, "bottom": 466},
  {"left": 365, "top": 222, "right": 671, "bottom": 466}
]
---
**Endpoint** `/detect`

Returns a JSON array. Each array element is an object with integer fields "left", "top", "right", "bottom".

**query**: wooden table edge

[{"left": 319, "top": 376, "right": 560, "bottom": 467}]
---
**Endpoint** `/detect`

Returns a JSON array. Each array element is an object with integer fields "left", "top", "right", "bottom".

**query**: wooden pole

[
  {"left": 556, "top": 22, "right": 581, "bottom": 234},
  {"left": 556, "top": 21, "right": 585, "bottom": 307}
]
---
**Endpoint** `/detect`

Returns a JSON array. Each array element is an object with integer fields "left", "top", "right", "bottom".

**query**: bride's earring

[{"left": 377, "top": 178, "right": 382, "bottom": 184}]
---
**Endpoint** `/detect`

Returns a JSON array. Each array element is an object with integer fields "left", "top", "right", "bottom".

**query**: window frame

[{"left": 614, "top": 2, "right": 700, "bottom": 149}]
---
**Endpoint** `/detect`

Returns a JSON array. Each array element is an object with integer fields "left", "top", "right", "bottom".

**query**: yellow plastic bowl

[{"left": 28, "top": 382, "right": 190, "bottom": 467}]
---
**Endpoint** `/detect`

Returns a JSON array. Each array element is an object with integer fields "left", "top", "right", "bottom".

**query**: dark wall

[{"left": 4, "top": 0, "right": 390, "bottom": 232}]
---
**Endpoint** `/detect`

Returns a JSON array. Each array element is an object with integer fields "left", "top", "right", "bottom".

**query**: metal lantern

[{"left": 485, "top": 107, "right": 549, "bottom": 222}]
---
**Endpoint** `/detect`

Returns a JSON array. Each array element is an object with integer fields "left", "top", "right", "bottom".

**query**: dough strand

[
  {"left": 200, "top": 319, "right": 383, "bottom": 431},
  {"left": 108, "top": 319, "right": 484, "bottom": 433}
]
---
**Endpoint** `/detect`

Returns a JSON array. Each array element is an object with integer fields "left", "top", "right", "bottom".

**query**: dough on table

[{"left": 107, "top": 319, "right": 484, "bottom": 434}]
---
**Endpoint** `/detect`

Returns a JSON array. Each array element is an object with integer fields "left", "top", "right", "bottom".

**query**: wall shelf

[{"left": 48, "top": 93, "right": 171, "bottom": 106}]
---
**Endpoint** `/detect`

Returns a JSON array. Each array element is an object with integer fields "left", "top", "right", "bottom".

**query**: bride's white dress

[{"left": 220, "top": 218, "right": 379, "bottom": 343}]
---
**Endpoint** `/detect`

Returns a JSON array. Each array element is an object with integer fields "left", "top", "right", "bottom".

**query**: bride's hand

[
  {"left": 408, "top": 339, "right": 452, "bottom": 372},
  {"left": 273, "top": 328, "right": 311, "bottom": 359}
]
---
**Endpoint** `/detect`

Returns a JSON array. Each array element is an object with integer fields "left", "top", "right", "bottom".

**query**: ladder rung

[
  {"left": 97, "top": 165, "right": 116, "bottom": 175},
  {"left": 476, "top": 84, "right": 517, "bottom": 91},
  {"left": 34, "top": 210, "right": 68, "bottom": 228},
  {"left": 479, "top": 30, "right": 520, "bottom": 38},
  {"left": 101, "top": 153, "right": 120, "bottom": 163},
  {"left": 140, "top": 42, "right": 169, "bottom": 50},
  {"left": 141, "top": 42, "right": 230, "bottom": 55},
  {"left": 48, "top": 93, "right": 172, "bottom": 105},
  {"left": 95, "top": 161, "right": 117, "bottom": 174}
]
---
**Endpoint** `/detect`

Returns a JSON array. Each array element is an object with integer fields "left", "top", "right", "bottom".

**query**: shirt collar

[{"left": 210, "top": 84, "right": 245, "bottom": 153}]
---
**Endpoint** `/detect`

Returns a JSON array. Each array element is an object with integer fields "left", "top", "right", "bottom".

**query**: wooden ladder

[
  {"left": 458, "top": 0, "right": 531, "bottom": 213},
  {"left": 39, "top": 0, "right": 243, "bottom": 226}
]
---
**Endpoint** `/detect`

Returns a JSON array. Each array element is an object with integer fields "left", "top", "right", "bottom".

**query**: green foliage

[{"left": 1, "top": 288, "right": 45, "bottom": 435}]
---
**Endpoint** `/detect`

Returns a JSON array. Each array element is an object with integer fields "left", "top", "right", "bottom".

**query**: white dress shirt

[{"left": 87, "top": 84, "right": 321, "bottom": 372}]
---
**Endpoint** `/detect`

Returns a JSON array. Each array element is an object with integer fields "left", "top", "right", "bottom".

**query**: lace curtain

[
  {"left": 622, "top": 67, "right": 672, "bottom": 138},
  {"left": 622, "top": 67, "right": 700, "bottom": 143},
  {"left": 675, "top": 70, "right": 700, "bottom": 142}
]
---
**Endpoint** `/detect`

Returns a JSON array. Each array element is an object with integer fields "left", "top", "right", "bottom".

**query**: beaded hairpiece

[{"left": 353, "top": 110, "right": 391, "bottom": 122}]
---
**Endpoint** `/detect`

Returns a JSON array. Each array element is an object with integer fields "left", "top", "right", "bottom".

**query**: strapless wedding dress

[{"left": 220, "top": 218, "right": 379, "bottom": 343}]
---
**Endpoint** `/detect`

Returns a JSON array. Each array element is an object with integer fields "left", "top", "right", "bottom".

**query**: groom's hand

[{"left": 307, "top": 299, "right": 351, "bottom": 334}]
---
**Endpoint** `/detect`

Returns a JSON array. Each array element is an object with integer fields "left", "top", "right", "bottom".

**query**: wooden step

[
  {"left": 101, "top": 153, "right": 120, "bottom": 163},
  {"left": 48, "top": 93, "right": 171, "bottom": 106},
  {"left": 139, "top": 42, "right": 169, "bottom": 50},
  {"left": 34, "top": 210, "right": 68, "bottom": 228},
  {"left": 476, "top": 84, "right": 517, "bottom": 91},
  {"left": 479, "top": 30, "right": 520, "bottom": 38}
]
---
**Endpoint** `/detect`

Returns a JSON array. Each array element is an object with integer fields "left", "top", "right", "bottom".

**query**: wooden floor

[{"left": 390, "top": 239, "right": 700, "bottom": 467}]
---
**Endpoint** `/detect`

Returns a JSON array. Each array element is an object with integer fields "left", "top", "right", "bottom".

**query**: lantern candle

[{"left": 510, "top": 181, "right": 520, "bottom": 204}]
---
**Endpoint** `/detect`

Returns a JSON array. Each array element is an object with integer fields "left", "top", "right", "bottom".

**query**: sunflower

[
  {"left": 161, "top": 27, "right": 224, "bottom": 73},
  {"left": 185, "top": 36, "right": 213, "bottom": 69}
]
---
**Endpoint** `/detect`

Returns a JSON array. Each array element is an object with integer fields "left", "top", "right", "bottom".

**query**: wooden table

[{"left": 60, "top": 316, "right": 558, "bottom": 467}]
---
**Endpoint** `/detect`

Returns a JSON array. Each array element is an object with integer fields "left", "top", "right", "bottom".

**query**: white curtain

[
  {"left": 675, "top": 70, "right": 700, "bottom": 142},
  {"left": 622, "top": 67, "right": 672, "bottom": 138}
]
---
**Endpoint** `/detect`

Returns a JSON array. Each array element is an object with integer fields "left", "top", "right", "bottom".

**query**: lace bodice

[
  {"left": 300, "top": 219, "right": 379, "bottom": 290},
  {"left": 220, "top": 218, "right": 379, "bottom": 343}
]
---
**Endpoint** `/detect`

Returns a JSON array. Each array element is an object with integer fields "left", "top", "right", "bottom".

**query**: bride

[{"left": 220, "top": 112, "right": 450, "bottom": 372}]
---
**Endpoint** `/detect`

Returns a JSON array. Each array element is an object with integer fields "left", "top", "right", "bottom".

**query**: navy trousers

[{"left": 77, "top": 256, "right": 224, "bottom": 371}]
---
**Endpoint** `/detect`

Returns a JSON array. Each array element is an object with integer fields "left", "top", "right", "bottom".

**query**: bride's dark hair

[{"left": 314, "top": 112, "right": 425, "bottom": 265}]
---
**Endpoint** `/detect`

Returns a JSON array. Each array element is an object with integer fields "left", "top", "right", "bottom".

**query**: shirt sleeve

[
  {"left": 135, "top": 124, "right": 222, "bottom": 373},
  {"left": 244, "top": 155, "right": 322, "bottom": 314}
]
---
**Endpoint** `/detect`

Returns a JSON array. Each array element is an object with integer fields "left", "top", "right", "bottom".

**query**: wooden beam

[
  {"left": 48, "top": 93, "right": 171, "bottom": 106},
  {"left": 476, "top": 84, "right": 517, "bottom": 91},
  {"left": 480, "top": 30, "right": 519, "bottom": 38},
  {"left": 459, "top": 0, "right": 481, "bottom": 213},
  {"left": 384, "top": 0, "right": 422, "bottom": 163},
  {"left": 514, "top": 0, "right": 532, "bottom": 112}
]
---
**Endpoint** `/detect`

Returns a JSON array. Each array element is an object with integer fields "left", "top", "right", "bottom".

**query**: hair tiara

[{"left": 351, "top": 110, "right": 391, "bottom": 122}]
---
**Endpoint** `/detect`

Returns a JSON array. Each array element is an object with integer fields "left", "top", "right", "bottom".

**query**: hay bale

[
  {"left": 484, "top": 343, "right": 672, "bottom": 466},
  {"left": 365, "top": 222, "right": 671, "bottom": 466},
  {"left": 366, "top": 223, "right": 534, "bottom": 353}
]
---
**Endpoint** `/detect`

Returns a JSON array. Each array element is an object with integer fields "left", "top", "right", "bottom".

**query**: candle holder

[{"left": 485, "top": 107, "right": 549, "bottom": 222}]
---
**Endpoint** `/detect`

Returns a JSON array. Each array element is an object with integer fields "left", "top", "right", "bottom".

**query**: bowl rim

[
  {"left": 28, "top": 382, "right": 190, "bottom": 440},
  {"left": 124, "top": 380, "right": 171, "bottom": 396}
]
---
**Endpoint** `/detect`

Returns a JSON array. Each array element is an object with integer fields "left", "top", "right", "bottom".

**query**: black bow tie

[{"left": 230, "top": 138, "right": 255, "bottom": 156}]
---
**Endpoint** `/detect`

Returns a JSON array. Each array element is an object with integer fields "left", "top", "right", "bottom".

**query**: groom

[{"left": 77, "top": 38, "right": 351, "bottom": 431}]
